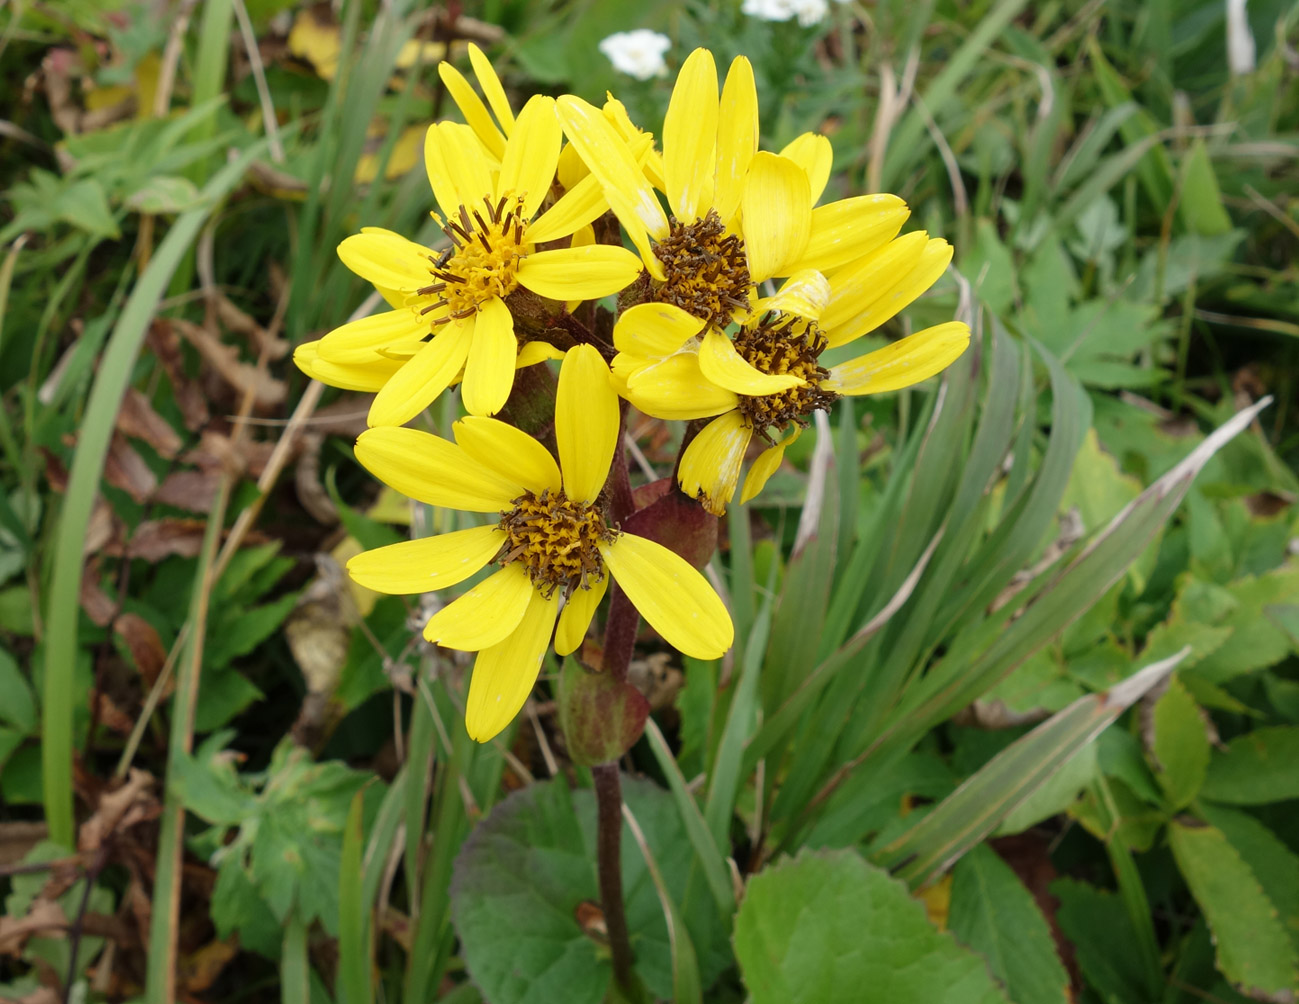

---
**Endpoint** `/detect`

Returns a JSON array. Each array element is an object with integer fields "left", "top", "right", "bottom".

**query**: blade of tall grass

[
  {"left": 41, "top": 144, "right": 263, "bottom": 848},
  {"left": 881, "top": 0, "right": 1032, "bottom": 188},
  {"left": 281, "top": 914, "right": 310, "bottom": 1004},
  {"left": 339, "top": 789, "right": 373, "bottom": 1004},
  {"left": 404, "top": 692, "right": 436, "bottom": 908},
  {"left": 876, "top": 647, "right": 1190, "bottom": 888}
]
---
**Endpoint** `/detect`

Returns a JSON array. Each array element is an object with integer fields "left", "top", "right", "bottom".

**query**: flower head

[
  {"left": 295, "top": 96, "right": 641, "bottom": 425},
  {"left": 613, "top": 234, "right": 970, "bottom": 513},
  {"left": 346, "top": 345, "right": 734, "bottom": 742},
  {"left": 741, "top": 0, "right": 829, "bottom": 27},
  {"left": 599, "top": 30, "right": 672, "bottom": 80}
]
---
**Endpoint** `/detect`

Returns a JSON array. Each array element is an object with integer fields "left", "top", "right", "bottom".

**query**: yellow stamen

[{"left": 419, "top": 194, "right": 530, "bottom": 322}]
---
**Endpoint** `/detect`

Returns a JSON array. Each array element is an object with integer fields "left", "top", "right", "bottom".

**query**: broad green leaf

[
  {"left": 1168, "top": 819, "right": 1298, "bottom": 998},
  {"left": 1199, "top": 803, "right": 1299, "bottom": 954},
  {"left": 1191, "top": 569, "right": 1299, "bottom": 683},
  {"left": 1052, "top": 879, "right": 1152, "bottom": 1004},
  {"left": 877, "top": 648, "right": 1188, "bottom": 887},
  {"left": 125, "top": 175, "right": 203, "bottom": 214},
  {"left": 56, "top": 178, "right": 120, "bottom": 239},
  {"left": 734, "top": 849, "right": 1011, "bottom": 1004},
  {"left": 1178, "top": 140, "right": 1233, "bottom": 236},
  {"left": 0, "top": 647, "right": 36, "bottom": 733},
  {"left": 948, "top": 844, "right": 1070, "bottom": 1004},
  {"left": 1151, "top": 676, "right": 1210, "bottom": 809},
  {"left": 450, "top": 776, "right": 730, "bottom": 1004},
  {"left": 1201, "top": 726, "right": 1299, "bottom": 804}
]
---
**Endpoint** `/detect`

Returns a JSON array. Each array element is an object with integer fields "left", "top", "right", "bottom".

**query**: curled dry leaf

[
  {"left": 0, "top": 822, "right": 49, "bottom": 868},
  {"left": 113, "top": 613, "right": 166, "bottom": 686},
  {"left": 153, "top": 469, "right": 223, "bottom": 513},
  {"left": 80, "top": 559, "right": 118, "bottom": 626},
  {"left": 172, "top": 318, "right": 286, "bottom": 410},
  {"left": 147, "top": 320, "right": 210, "bottom": 432},
  {"left": 0, "top": 898, "right": 67, "bottom": 957},
  {"left": 116, "top": 388, "right": 182, "bottom": 459},
  {"left": 286, "top": 555, "right": 359, "bottom": 749},
  {"left": 104, "top": 518, "right": 266, "bottom": 562},
  {"left": 104, "top": 432, "right": 157, "bottom": 503},
  {"left": 78, "top": 768, "right": 157, "bottom": 854},
  {"left": 214, "top": 294, "right": 289, "bottom": 361}
]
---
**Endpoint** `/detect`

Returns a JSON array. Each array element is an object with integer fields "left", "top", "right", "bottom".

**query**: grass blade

[
  {"left": 41, "top": 144, "right": 263, "bottom": 847},
  {"left": 339, "top": 788, "right": 373, "bottom": 1004}
]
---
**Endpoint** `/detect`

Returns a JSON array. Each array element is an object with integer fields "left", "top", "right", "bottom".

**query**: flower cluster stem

[{"left": 593, "top": 761, "right": 636, "bottom": 994}]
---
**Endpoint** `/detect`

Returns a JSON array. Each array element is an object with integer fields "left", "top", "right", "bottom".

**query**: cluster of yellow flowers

[{"left": 295, "top": 47, "right": 970, "bottom": 743}]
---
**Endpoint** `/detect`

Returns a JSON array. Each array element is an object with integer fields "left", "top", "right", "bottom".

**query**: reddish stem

[{"left": 593, "top": 762, "right": 635, "bottom": 995}]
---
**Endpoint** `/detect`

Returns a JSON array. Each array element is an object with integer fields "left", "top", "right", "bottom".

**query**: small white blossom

[
  {"left": 742, "top": 0, "right": 829, "bottom": 25},
  {"left": 598, "top": 30, "right": 672, "bottom": 80}
]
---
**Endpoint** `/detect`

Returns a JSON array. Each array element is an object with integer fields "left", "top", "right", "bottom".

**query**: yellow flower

[
  {"left": 294, "top": 95, "right": 642, "bottom": 425},
  {"left": 437, "top": 42, "right": 517, "bottom": 159},
  {"left": 345, "top": 345, "right": 734, "bottom": 742},
  {"left": 612, "top": 234, "right": 970, "bottom": 513},
  {"left": 556, "top": 48, "right": 911, "bottom": 347}
]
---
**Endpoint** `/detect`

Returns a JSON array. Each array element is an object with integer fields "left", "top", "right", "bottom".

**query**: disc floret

[
  {"left": 418, "top": 194, "right": 530, "bottom": 323},
  {"left": 734, "top": 316, "right": 838, "bottom": 438},
  {"left": 497, "top": 488, "right": 616, "bottom": 599},
  {"left": 652, "top": 209, "right": 751, "bottom": 329}
]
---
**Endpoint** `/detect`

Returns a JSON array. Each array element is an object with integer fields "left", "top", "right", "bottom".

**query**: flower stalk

[{"left": 593, "top": 761, "right": 636, "bottom": 995}]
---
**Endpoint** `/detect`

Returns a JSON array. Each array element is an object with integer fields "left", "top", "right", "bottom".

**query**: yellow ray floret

[
  {"left": 345, "top": 346, "right": 734, "bottom": 742},
  {"left": 294, "top": 96, "right": 639, "bottom": 426}
]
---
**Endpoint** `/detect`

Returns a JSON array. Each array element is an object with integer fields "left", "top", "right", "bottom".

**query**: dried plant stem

[{"left": 592, "top": 762, "right": 635, "bottom": 995}]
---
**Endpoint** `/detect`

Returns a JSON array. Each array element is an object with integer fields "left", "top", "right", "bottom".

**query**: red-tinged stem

[{"left": 593, "top": 761, "right": 635, "bottom": 994}]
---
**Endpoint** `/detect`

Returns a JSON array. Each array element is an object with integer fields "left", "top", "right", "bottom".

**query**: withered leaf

[
  {"left": 0, "top": 898, "right": 67, "bottom": 956},
  {"left": 117, "top": 388, "right": 182, "bottom": 459},
  {"left": 113, "top": 613, "right": 166, "bottom": 685},
  {"left": 78, "top": 768, "right": 157, "bottom": 853},
  {"left": 80, "top": 560, "right": 117, "bottom": 626},
  {"left": 147, "top": 320, "right": 210, "bottom": 432},
  {"left": 173, "top": 318, "right": 286, "bottom": 410},
  {"left": 104, "top": 433, "right": 157, "bottom": 503},
  {"left": 153, "top": 469, "right": 222, "bottom": 513}
]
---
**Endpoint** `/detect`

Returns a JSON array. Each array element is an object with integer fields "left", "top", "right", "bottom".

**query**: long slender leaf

[
  {"left": 41, "top": 143, "right": 263, "bottom": 847},
  {"left": 877, "top": 647, "right": 1191, "bottom": 888},
  {"left": 339, "top": 789, "right": 372, "bottom": 1004}
]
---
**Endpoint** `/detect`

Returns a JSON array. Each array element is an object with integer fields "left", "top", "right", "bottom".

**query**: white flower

[
  {"left": 598, "top": 30, "right": 672, "bottom": 80},
  {"left": 741, "top": 0, "right": 828, "bottom": 25}
]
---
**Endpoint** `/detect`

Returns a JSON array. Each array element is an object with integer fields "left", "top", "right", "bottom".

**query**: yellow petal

[
  {"left": 516, "top": 341, "right": 566, "bottom": 368},
  {"left": 347, "top": 525, "right": 503, "bottom": 594},
  {"left": 438, "top": 60, "right": 506, "bottom": 159},
  {"left": 555, "top": 573, "right": 609, "bottom": 657},
  {"left": 454, "top": 415, "right": 561, "bottom": 494},
  {"left": 337, "top": 231, "right": 434, "bottom": 292},
  {"left": 468, "top": 42, "right": 514, "bottom": 135},
  {"left": 697, "top": 327, "right": 804, "bottom": 395},
  {"left": 624, "top": 352, "right": 739, "bottom": 421},
  {"left": 368, "top": 320, "right": 474, "bottom": 427},
  {"left": 741, "top": 152, "right": 812, "bottom": 282},
  {"left": 819, "top": 231, "right": 929, "bottom": 336},
  {"left": 459, "top": 297, "right": 517, "bottom": 417},
  {"left": 465, "top": 588, "right": 559, "bottom": 742},
  {"left": 422, "top": 563, "right": 534, "bottom": 650},
  {"left": 740, "top": 427, "right": 801, "bottom": 505},
  {"left": 528, "top": 171, "right": 608, "bottom": 244},
  {"left": 783, "top": 194, "right": 910, "bottom": 275},
  {"left": 613, "top": 302, "right": 706, "bottom": 358},
  {"left": 318, "top": 308, "right": 427, "bottom": 363},
  {"left": 515, "top": 245, "right": 644, "bottom": 300},
  {"left": 751, "top": 269, "right": 832, "bottom": 321},
  {"left": 557, "top": 344, "right": 618, "bottom": 503},
  {"left": 497, "top": 95, "right": 561, "bottom": 220},
  {"left": 557, "top": 140, "right": 589, "bottom": 191},
  {"left": 355, "top": 426, "right": 522, "bottom": 511},
  {"left": 780, "top": 133, "right": 833, "bottom": 204},
  {"left": 664, "top": 48, "right": 718, "bottom": 221},
  {"left": 824, "top": 321, "right": 971, "bottom": 395},
  {"left": 556, "top": 95, "right": 669, "bottom": 245},
  {"left": 823, "top": 237, "right": 954, "bottom": 347},
  {"left": 714, "top": 55, "right": 758, "bottom": 225},
  {"left": 676, "top": 410, "right": 750, "bottom": 516},
  {"left": 600, "top": 534, "right": 734, "bottom": 659},
  {"left": 425, "top": 121, "right": 493, "bottom": 218},
  {"left": 294, "top": 341, "right": 404, "bottom": 391}
]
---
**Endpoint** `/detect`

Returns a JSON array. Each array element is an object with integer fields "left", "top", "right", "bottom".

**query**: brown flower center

[
  {"left": 651, "top": 209, "right": 751, "bottom": 329},
  {"left": 417, "top": 195, "right": 529, "bottom": 324},
  {"left": 734, "top": 318, "right": 839, "bottom": 439},
  {"left": 496, "top": 488, "right": 615, "bottom": 598}
]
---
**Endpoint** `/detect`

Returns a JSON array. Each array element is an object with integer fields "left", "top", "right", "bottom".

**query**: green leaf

[
  {"left": 1052, "top": 879, "right": 1151, "bottom": 1004},
  {"left": 173, "top": 731, "right": 256, "bottom": 825},
  {"left": 1168, "top": 819, "right": 1298, "bottom": 998},
  {"left": 1201, "top": 727, "right": 1299, "bottom": 805},
  {"left": 1178, "top": 140, "right": 1233, "bottom": 237},
  {"left": 948, "top": 844, "right": 1070, "bottom": 1004},
  {"left": 56, "top": 178, "right": 120, "bottom": 239},
  {"left": 0, "top": 647, "right": 36, "bottom": 733},
  {"left": 733, "top": 848, "right": 1011, "bottom": 1004},
  {"left": 1151, "top": 676, "right": 1210, "bottom": 809},
  {"left": 1199, "top": 803, "right": 1299, "bottom": 954},
  {"left": 877, "top": 648, "right": 1188, "bottom": 887},
  {"left": 450, "top": 776, "right": 730, "bottom": 1004},
  {"left": 125, "top": 175, "right": 203, "bottom": 214}
]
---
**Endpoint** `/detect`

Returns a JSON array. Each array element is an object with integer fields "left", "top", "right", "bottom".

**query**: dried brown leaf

[
  {"left": 0, "top": 899, "right": 66, "bottom": 956},
  {"left": 113, "top": 613, "right": 166, "bottom": 685},
  {"left": 146, "top": 320, "right": 210, "bottom": 432},
  {"left": 214, "top": 294, "right": 289, "bottom": 361},
  {"left": 104, "top": 518, "right": 266, "bottom": 562},
  {"left": 103, "top": 433, "right": 157, "bottom": 503},
  {"left": 117, "top": 388, "right": 182, "bottom": 458},
  {"left": 0, "top": 822, "right": 49, "bottom": 868},
  {"left": 80, "top": 559, "right": 117, "bottom": 626},
  {"left": 173, "top": 318, "right": 286, "bottom": 410},
  {"left": 178, "top": 936, "right": 240, "bottom": 994},
  {"left": 78, "top": 769, "right": 157, "bottom": 853},
  {"left": 153, "top": 470, "right": 222, "bottom": 513}
]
